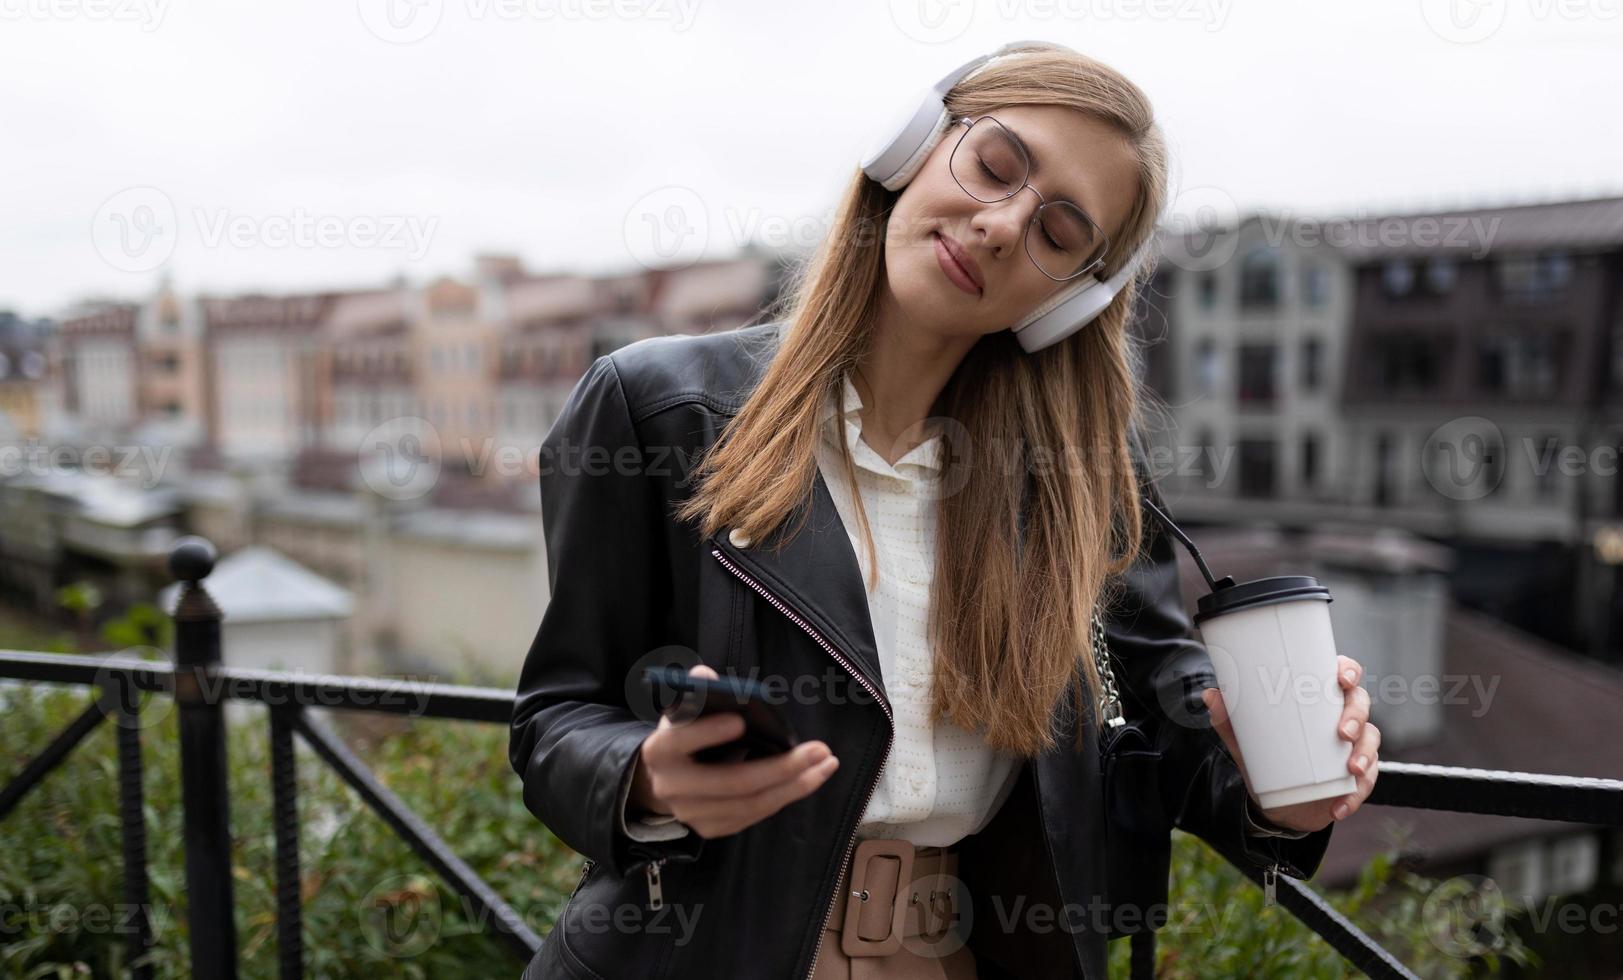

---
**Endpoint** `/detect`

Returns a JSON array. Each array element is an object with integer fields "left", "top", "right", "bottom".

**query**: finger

[
  {"left": 1348, "top": 724, "right": 1381, "bottom": 777},
  {"left": 664, "top": 741, "right": 835, "bottom": 800},
  {"left": 1336, "top": 655, "right": 1363, "bottom": 690},
  {"left": 684, "top": 749, "right": 837, "bottom": 837},
  {"left": 690, "top": 664, "right": 720, "bottom": 680},
  {"left": 648, "top": 711, "right": 746, "bottom": 761},
  {"left": 1339, "top": 685, "right": 1370, "bottom": 740},
  {"left": 1202, "top": 688, "right": 1229, "bottom": 729},
  {"left": 1336, "top": 751, "right": 1381, "bottom": 820},
  {"left": 1334, "top": 784, "right": 1366, "bottom": 819}
]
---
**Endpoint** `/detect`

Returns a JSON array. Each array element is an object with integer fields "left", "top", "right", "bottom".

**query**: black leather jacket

[{"left": 509, "top": 321, "right": 1333, "bottom": 980}]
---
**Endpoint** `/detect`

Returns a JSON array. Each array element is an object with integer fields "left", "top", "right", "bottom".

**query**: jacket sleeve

[
  {"left": 1101, "top": 458, "right": 1333, "bottom": 882},
  {"left": 616, "top": 753, "right": 693, "bottom": 842},
  {"left": 509, "top": 353, "right": 706, "bottom": 879}
]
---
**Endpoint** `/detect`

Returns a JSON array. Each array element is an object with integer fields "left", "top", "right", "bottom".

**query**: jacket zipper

[
  {"left": 646, "top": 857, "right": 666, "bottom": 909},
  {"left": 1263, "top": 833, "right": 1284, "bottom": 907},
  {"left": 572, "top": 857, "right": 596, "bottom": 899},
  {"left": 709, "top": 546, "right": 894, "bottom": 980}
]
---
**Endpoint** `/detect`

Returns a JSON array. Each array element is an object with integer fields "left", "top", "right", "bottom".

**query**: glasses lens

[
  {"left": 952, "top": 119, "right": 1027, "bottom": 203},
  {"left": 1028, "top": 202, "right": 1105, "bottom": 280}
]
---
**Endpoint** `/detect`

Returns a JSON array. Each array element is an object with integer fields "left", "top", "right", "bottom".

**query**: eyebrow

[{"left": 1002, "top": 123, "right": 1101, "bottom": 229}]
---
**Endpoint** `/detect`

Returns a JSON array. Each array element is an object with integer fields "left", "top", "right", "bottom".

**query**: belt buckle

[{"left": 840, "top": 838, "right": 913, "bottom": 957}]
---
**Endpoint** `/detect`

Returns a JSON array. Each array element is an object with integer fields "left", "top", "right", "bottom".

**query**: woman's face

[{"left": 881, "top": 103, "right": 1140, "bottom": 339}]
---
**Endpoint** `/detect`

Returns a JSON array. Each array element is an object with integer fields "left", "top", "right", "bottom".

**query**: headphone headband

[{"left": 858, "top": 40, "right": 1154, "bottom": 352}]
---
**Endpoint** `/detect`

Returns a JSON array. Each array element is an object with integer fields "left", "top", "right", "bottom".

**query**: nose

[{"left": 970, "top": 186, "right": 1041, "bottom": 258}]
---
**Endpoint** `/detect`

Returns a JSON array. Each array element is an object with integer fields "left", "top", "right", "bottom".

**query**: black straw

[{"left": 1141, "top": 494, "right": 1227, "bottom": 593}]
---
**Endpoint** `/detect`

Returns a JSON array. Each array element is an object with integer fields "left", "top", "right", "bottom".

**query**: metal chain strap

[{"left": 1093, "top": 610, "right": 1126, "bottom": 729}]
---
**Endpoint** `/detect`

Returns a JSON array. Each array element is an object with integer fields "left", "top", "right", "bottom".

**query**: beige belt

[{"left": 825, "top": 838, "right": 964, "bottom": 957}]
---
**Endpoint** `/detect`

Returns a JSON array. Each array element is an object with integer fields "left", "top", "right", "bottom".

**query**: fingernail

[
  {"left": 1333, "top": 802, "right": 1350, "bottom": 820},
  {"left": 1343, "top": 670, "right": 1356, "bottom": 684},
  {"left": 1342, "top": 720, "right": 1358, "bottom": 738},
  {"left": 822, "top": 756, "right": 840, "bottom": 770},
  {"left": 1354, "top": 755, "right": 1368, "bottom": 772}
]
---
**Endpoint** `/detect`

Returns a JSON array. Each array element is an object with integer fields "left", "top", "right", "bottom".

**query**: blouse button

[
  {"left": 906, "top": 663, "right": 926, "bottom": 686},
  {"left": 909, "top": 772, "right": 925, "bottom": 791},
  {"left": 904, "top": 567, "right": 925, "bottom": 585},
  {"left": 728, "top": 528, "right": 753, "bottom": 549}
]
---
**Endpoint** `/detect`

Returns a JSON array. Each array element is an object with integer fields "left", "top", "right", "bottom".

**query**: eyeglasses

[{"left": 947, "top": 115, "right": 1110, "bottom": 282}]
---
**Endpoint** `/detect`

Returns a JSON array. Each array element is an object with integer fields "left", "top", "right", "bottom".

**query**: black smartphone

[{"left": 641, "top": 665, "right": 801, "bottom": 764}]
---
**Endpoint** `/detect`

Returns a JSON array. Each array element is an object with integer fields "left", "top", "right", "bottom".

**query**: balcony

[{"left": 3, "top": 538, "right": 1621, "bottom": 978}]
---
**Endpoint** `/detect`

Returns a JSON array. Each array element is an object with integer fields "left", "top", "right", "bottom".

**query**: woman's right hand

[{"left": 629, "top": 664, "right": 840, "bottom": 838}]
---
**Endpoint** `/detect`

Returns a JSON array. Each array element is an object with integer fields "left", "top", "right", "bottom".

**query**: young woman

[{"left": 511, "top": 41, "right": 1380, "bottom": 980}]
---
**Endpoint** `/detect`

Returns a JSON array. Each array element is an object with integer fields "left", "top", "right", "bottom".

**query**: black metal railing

[{"left": 2, "top": 535, "right": 1621, "bottom": 979}]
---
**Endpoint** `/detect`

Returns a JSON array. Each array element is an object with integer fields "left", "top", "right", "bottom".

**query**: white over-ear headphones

[{"left": 859, "top": 40, "right": 1157, "bottom": 353}]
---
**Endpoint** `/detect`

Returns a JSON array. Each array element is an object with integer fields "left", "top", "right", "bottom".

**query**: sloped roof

[{"left": 158, "top": 545, "right": 353, "bottom": 623}]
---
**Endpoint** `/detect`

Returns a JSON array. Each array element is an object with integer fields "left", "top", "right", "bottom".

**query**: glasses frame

[{"left": 947, "top": 115, "right": 1110, "bottom": 282}]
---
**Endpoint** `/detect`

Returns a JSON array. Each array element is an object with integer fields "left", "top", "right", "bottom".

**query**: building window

[
  {"left": 1381, "top": 259, "right": 1416, "bottom": 298},
  {"left": 1237, "top": 343, "right": 1278, "bottom": 407},
  {"left": 1532, "top": 432, "right": 1561, "bottom": 501},
  {"left": 1198, "top": 271, "right": 1218, "bottom": 310},
  {"left": 1237, "top": 439, "right": 1277, "bottom": 499},
  {"left": 1361, "top": 331, "right": 1452, "bottom": 394},
  {"left": 1301, "top": 432, "right": 1320, "bottom": 489},
  {"left": 1239, "top": 246, "right": 1280, "bottom": 310},
  {"left": 1194, "top": 337, "right": 1219, "bottom": 396},
  {"left": 1425, "top": 258, "right": 1458, "bottom": 295},
  {"left": 1302, "top": 264, "right": 1330, "bottom": 307},
  {"left": 1301, "top": 337, "right": 1323, "bottom": 392},
  {"left": 1375, "top": 431, "right": 1396, "bottom": 507},
  {"left": 1195, "top": 426, "right": 1216, "bottom": 481},
  {"left": 1476, "top": 328, "right": 1563, "bottom": 398},
  {"left": 1495, "top": 253, "right": 1573, "bottom": 303}
]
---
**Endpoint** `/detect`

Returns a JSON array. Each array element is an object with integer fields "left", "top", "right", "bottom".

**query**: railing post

[{"left": 169, "top": 536, "right": 239, "bottom": 979}]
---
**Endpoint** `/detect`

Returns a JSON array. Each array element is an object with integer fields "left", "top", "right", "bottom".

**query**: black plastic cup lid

[{"left": 1194, "top": 575, "right": 1331, "bottom": 625}]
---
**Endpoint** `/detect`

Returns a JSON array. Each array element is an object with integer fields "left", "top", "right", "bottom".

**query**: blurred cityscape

[{"left": 3, "top": 193, "right": 1622, "bottom": 947}]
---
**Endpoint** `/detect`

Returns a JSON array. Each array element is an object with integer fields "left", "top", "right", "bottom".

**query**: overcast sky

[{"left": 4, "top": 0, "right": 1621, "bottom": 319}]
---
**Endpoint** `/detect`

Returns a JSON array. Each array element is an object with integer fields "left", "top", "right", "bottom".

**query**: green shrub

[{"left": 1, "top": 683, "right": 577, "bottom": 979}]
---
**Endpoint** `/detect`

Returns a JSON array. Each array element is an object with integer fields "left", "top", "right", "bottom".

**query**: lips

[{"left": 933, "top": 231, "right": 984, "bottom": 297}]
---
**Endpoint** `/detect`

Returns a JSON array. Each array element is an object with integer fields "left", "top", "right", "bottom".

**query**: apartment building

[
  {"left": 1149, "top": 196, "right": 1623, "bottom": 658},
  {"left": 202, "top": 292, "right": 334, "bottom": 460},
  {"left": 1149, "top": 215, "right": 1354, "bottom": 512},
  {"left": 1337, "top": 197, "right": 1623, "bottom": 543},
  {"left": 55, "top": 302, "right": 140, "bottom": 433},
  {"left": 0, "top": 312, "right": 51, "bottom": 441}
]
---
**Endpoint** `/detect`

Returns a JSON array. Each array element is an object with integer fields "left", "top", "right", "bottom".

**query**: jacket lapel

[{"left": 706, "top": 470, "right": 886, "bottom": 702}]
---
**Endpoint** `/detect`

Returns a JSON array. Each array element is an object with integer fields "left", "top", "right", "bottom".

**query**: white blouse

[
  {"left": 815, "top": 373, "right": 1023, "bottom": 846},
  {"left": 618, "top": 373, "right": 1020, "bottom": 846}
]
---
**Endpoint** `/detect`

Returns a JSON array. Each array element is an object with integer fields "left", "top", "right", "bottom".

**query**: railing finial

[{"left": 168, "top": 535, "right": 218, "bottom": 583}]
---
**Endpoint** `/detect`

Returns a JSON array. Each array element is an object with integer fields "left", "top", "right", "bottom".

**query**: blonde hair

[{"left": 676, "top": 46, "right": 1170, "bottom": 756}]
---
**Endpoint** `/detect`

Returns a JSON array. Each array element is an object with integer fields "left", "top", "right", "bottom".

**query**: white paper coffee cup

[{"left": 1195, "top": 576, "right": 1358, "bottom": 810}]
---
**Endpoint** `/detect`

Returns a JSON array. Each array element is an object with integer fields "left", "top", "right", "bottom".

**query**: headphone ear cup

[
  {"left": 876, "top": 106, "right": 952, "bottom": 191},
  {"left": 1011, "top": 278, "right": 1100, "bottom": 351}
]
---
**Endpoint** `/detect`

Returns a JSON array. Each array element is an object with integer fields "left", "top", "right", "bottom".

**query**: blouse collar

[{"left": 818, "top": 372, "right": 944, "bottom": 478}]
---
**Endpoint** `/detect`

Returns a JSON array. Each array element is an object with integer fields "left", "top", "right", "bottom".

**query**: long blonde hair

[{"left": 676, "top": 46, "right": 1170, "bottom": 756}]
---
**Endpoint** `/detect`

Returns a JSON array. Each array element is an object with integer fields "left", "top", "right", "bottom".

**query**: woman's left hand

[{"left": 1200, "top": 654, "right": 1380, "bottom": 834}]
